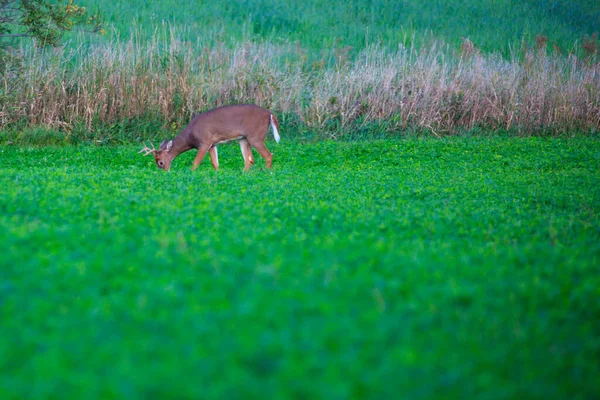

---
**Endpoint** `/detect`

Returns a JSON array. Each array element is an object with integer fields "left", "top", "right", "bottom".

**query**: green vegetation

[
  {"left": 1, "top": 1, "right": 599, "bottom": 397},
  {"left": 1, "top": 138, "right": 599, "bottom": 398},
  {"left": 0, "top": 0, "right": 102, "bottom": 46},
  {"left": 76, "top": 0, "right": 599, "bottom": 55}
]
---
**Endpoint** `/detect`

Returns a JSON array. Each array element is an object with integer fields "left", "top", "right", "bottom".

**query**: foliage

[
  {"left": 1, "top": 138, "right": 599, "bottom": 398},
  {"left": 0, "top": 0, "right": 102, "bottom": 46}
]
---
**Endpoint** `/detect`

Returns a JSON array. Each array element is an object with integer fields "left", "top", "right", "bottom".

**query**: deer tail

[{"left": 270, "top": 113, "right": 280, "bottom": 143}]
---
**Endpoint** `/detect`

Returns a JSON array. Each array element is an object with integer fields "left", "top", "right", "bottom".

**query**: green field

[
  {"left": 2, "top": 0, "right": 600, "bottom": 397},
  {"left": 77, "top": 0, "right": 599, "bottom": 55},
  {"left": 1, "top": 138, "right": 599, "bottom": 398}
]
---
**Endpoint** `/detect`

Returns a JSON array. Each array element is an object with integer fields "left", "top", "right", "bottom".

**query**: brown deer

[{"left": 140, "top": 104, "right": 280, "bottom": 171}]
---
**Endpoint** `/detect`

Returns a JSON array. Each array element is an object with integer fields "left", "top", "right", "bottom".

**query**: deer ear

[
  {"left": 160, "top": 140, "right": 168, "bottom": 150},
  {"left": 166, "top": 140, "right": 173, "bottom": 152}
]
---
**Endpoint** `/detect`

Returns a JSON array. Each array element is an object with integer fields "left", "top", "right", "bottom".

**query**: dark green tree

[{"left": 0, "top": 0, "right": 102, "bottom": 47}]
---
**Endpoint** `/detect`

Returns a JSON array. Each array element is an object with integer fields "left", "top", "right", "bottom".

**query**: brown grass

[{"left": 1, "top": 28, "right": 599, "bottom": 138}]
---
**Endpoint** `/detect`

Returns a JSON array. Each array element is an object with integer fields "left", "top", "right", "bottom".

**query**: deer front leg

[
  {"left": 209, "top": 146, "right": 219, "bottom": 170},
  {"left": 191, "top": 145, "right": 211, "bottom": 171},
  {"left": 239, "top": 138, "right": 254, "bottom": 171}
]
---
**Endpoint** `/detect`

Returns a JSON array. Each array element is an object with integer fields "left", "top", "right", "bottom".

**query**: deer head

[{"left": 139, "top": 140, "right": 173, "bottom": 170}]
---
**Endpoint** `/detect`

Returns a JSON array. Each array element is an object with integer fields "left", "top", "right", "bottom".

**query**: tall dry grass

[{"left": 1, "top": 28, "right": 599, "bottom": 138}]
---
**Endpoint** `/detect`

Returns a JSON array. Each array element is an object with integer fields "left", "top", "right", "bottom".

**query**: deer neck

[
  {"left": 162, "top": 134, "right": 191, "bottom": 171},
  {"left": 168, "top": 134, "right": 192, "bottom": 160}
]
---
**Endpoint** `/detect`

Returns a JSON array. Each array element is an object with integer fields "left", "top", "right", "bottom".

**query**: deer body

[{"left": 141, "top": 104, "right": 280, "bottom": 171}]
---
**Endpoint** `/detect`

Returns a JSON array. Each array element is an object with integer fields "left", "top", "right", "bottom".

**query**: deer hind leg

[
  {"left": 192, "top": 145, "right": 211, "bottom": 171},
  {"left": 209, "top": 146, "right": 219, "bottom": 170},
  {"left": 239, "top": 138, "right": 255, "bottom": 171},
  {"left": 248, "top": 139, "right": 273, "bottom": 169}
]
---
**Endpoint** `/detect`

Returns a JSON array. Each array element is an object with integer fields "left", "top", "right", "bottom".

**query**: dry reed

[{"left": 1, "top": 28, "right": 599, "bottom": 137}]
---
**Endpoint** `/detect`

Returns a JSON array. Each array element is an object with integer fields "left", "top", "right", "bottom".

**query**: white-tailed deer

[{"left": 140, "top": 104, "right": 280, "bottom": 171}]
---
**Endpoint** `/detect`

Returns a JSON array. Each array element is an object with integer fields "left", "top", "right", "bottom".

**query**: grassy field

[
  {"left": 76, "top": 0, "right": 600, "bottom": 55},
  {"left": 1, "top": 137, "right": 599, "bottom": 398},
  {"left": 1, "top": 0, "right": 599, "bottom": 397}
]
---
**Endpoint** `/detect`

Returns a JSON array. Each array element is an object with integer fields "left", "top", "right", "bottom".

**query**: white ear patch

[{"left": 166, "top": 140, "right": 173, "bottom": 152}]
